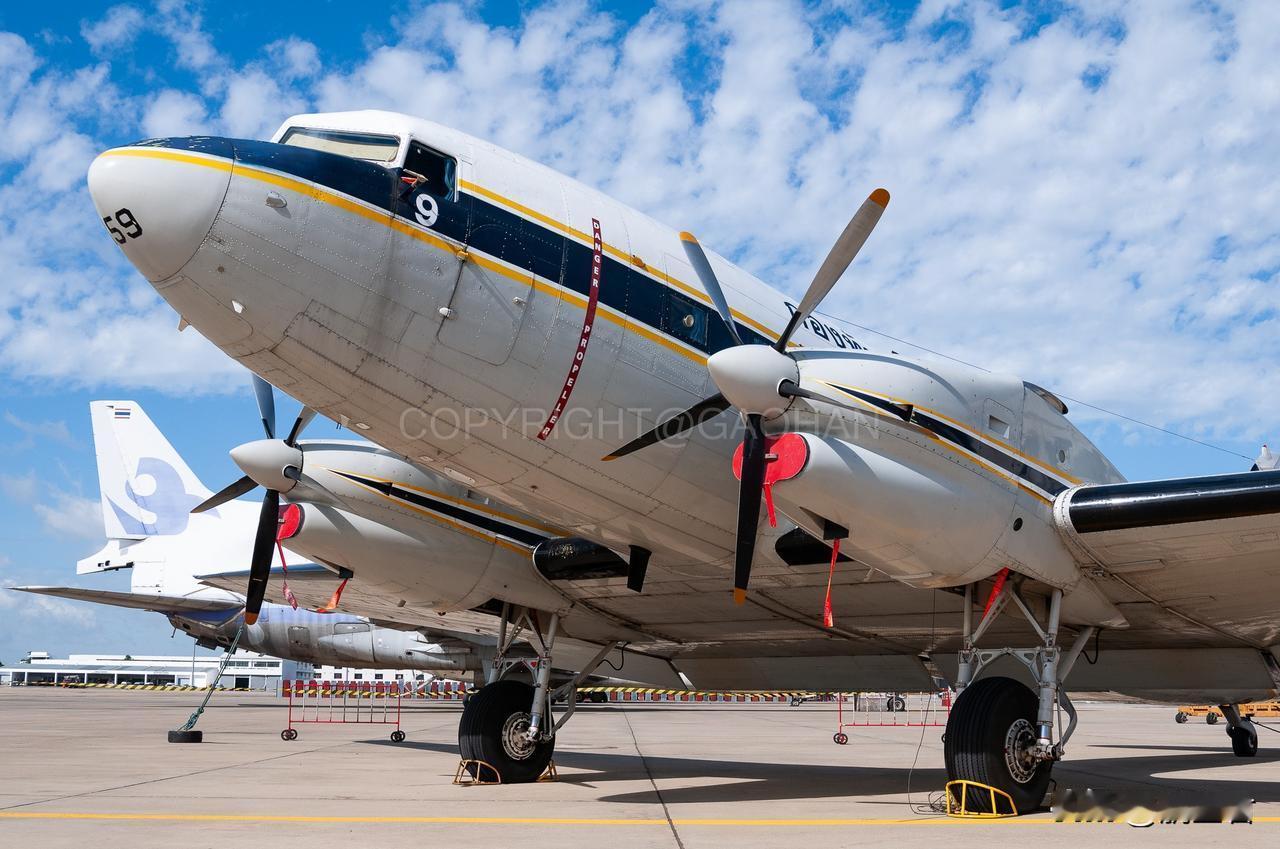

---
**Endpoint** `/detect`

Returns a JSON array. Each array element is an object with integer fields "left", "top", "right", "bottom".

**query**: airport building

[
  {"left": 1, "top": 651, "right": 442, "bottom": 690},
  {"left": 0, "top": 650, "right": 311, "bottom": 689}
]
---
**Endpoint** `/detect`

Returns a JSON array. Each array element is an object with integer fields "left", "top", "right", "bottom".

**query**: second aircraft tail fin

[{"left": 90, "top": 401, "right": 213, "bottom": 540}]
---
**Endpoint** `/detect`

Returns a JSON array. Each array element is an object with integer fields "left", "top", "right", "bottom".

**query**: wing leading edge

[{"left": 8, "top": 586, "right": 242, "bottom": 613}]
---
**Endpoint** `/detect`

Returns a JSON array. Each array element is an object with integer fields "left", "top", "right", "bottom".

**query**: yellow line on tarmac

[{"left": 3, "top": 812, "right": 1273, "bottom": 826}]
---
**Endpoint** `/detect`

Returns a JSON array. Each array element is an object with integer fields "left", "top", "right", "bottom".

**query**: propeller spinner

[
  {"left": 191, "top": 374, "right": 318, "bottom": 624},
  {"left": 604, "top": 189, "right": 890, "bottom": 602}
]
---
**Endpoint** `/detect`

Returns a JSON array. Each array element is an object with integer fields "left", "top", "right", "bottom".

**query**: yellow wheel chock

[
  {"left": 454, "top": 759, "right": 502, "bottom": 785},
  {"left": 453, "top": 759, "right": 558, "bottom": 785},
  {"left": 945, "top": 779, "right": 1019, "bottom": 818}
]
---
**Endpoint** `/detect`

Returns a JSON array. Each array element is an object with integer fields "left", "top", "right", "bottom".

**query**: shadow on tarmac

[{"left": 371, "top": 737, "right": 1279, "bottom": 808}]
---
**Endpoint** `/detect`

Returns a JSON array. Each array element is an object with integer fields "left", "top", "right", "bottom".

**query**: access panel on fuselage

[{"left": 435, "top": 168, "right": 551, "bottom": 365}]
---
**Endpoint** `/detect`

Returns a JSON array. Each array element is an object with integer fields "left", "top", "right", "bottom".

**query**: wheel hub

[
  {"left": 1003, "top": 718, "right": 1039, "bottom": 784},
  {"left": 500, "top": 712, "right": 537, "bottom": 761}
]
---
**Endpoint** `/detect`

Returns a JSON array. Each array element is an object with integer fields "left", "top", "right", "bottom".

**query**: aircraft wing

[
  {"left": 198, "top": 565, "right": 689, "bottom": 688},
  {"left": 9, "top": 586, "right": 243, "bottom": 613},
  {"left": 1057, "top": 469, "right": 1280, "bottom": 648}
]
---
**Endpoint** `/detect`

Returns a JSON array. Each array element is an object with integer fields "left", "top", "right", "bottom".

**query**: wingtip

[
  {"left": 243, "top": 611, "right": 259, "bottom": 625},
  {"left": 869, "top": 188, "right": 890, "bottom": 208},
  {"left": 678, "top": 230, "right": 699, "bottom": 244}
]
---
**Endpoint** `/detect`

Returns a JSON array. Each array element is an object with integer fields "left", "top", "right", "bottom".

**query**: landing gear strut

[
  {"left": 946, "top": 578, "right": 1097, "bottom": 813},
  {"left": 458, "top": 604, "right": 619, "bottom": 783}
]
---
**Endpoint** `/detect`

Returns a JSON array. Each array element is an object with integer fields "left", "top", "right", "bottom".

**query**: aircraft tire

[
  {"left": 458, "top": 680, "right": 555, "bottom": 783},
  {"left": 944, "top": 677, "right": 1052, "bottom": 814},
  {"left": 167, "top": 730, "right": 202, "bottom": 744},
  {"left": 1175, "top": 711, "right": 1189, "bottom": 724},
  {"left": 1229, "top": 723, "right": 1258, "bottom": 757}
]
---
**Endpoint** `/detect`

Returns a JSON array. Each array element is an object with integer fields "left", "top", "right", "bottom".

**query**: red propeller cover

[{"left": 731, "top": 432, "right": 808, "bottom": 484}]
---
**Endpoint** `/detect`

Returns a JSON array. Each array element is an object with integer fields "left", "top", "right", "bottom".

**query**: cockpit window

[
  {"left": 403, "top": 141, "right": 456, "bottom": 199},
  {"left": 280, "top": 127, "right": 400, "bottom": 162}
]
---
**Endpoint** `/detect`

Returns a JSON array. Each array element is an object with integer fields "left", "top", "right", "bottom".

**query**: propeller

[
  {"left": 191, "top": 374, "right": 317, "bottom": 624},
  {"left": 604, "top": 189, "right": 890, "bottom": 602}
]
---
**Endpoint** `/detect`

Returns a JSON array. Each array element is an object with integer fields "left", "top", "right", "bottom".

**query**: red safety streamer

[
  {"left": 982, "top": 567, "right": 1011, "bottom": 618},
  {"left": 822, "top": 537, "right": 840, "bottom": 628},
  {"left": 276, "top": 540, "right": 299, "bottom": 610},
  {"left": 315, "top": 579, "right": 349, "bottom": 613}
]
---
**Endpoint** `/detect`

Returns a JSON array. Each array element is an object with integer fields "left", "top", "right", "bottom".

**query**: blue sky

[{"left": 1, "top": 0, "right": 1277, "bottom": 665}]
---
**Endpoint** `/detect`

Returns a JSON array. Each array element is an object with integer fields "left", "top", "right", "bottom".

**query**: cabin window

[
  {"left": 279, "top": 127, "right": 400, "bottom": 162},
  {"left": 661, "top": 290, "right": 708, "bottom": 347},
  {"left": 403, "top": 141, "right": 456, "bottom": 199}
]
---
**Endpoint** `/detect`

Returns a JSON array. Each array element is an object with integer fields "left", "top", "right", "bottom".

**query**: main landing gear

[
  {"left": 458, "top": 604, "right": 620, "bottom": 783},
  {"left": 945, "top": 578, "right": 1099, "bottom": 814},
  {"left": 1220, "top": 704, "right": 1259, "bottom": 758}
]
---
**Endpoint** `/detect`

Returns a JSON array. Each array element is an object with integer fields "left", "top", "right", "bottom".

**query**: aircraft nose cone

[
  {"left": 230, "top": 439, "right": 303, "bottom": 493},
  {"left": 86, "top": 139, "right": 234, "bottom": 282}
]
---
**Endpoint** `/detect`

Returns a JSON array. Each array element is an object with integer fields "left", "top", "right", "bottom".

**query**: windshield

[{"left": 279, "top": 127, "right": 400, "bottom": 162}]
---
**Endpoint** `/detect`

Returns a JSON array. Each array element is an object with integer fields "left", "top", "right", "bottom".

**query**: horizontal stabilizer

[{"left": 8, "top": 586, "right": 242, "bottom": 613}]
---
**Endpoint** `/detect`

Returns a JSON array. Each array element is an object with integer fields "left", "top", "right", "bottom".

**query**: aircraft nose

[{"left": 86, "top": 138, "right": 234, "bottom": 282}]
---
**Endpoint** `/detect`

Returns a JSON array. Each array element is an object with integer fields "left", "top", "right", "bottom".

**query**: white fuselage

[{"left": 85, "top": 111, "right": 1124, "bottom": 623}]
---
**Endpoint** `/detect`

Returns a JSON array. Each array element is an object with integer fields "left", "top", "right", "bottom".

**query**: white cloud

[
  {"left": 268, "top": 37, "right": 321, "bottom": 81},
  {"left": 142, "top": 89, "right": 209, "bottom": 137},
  {"left": 0, "top": 472, "right": 38, "bottom": 503},
  {"left": 32, "top": 490, "right": 105, "bottom": 543},
  {"left": 81, "top": 5, "right": 145, "bottom": 55},
  {"left": 0, "top": 579, "right": 98, "bottom": 626},
  {"left": 4, "top": 411, "right": 77, "bottom": 448}
]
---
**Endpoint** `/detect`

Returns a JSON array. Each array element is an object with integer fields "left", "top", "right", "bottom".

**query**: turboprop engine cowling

[
  {"left": 280, "top": 502, "right": 567, "bottom": 613},
  {"left": 770, "top": 432, "right": 1082, "bottom": 590}
]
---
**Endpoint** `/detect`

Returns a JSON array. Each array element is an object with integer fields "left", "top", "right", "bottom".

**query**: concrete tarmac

[{"left": 1, "top": 688, "right": 1276, "bottom": 847}]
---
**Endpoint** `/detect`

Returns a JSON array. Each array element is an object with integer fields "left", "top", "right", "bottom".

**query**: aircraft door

[{"left": 437, "top": 159, "right": 538, "bottom": 365}]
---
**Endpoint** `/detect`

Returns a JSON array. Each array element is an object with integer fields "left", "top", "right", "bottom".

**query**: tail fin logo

[{"left": 106, "top": 456, "right": 213, "bottom": 536}]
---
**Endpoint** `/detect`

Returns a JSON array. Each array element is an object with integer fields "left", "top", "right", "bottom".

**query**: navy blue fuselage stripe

[
  {"left": 141, "top": 136, "right": 769, "bottom": 356},
  {"left": 828, "top": 383, "right": 1068, "bottom": 497},
  {"left": 332, "top": 470, "right": 548, "bottom": 547}
]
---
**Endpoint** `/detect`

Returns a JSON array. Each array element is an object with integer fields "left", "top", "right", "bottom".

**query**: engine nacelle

[
  {"left": 280, "top": 502, "right": 567, "bottom": 613},
  {"left": 772, "top": 432, "right": 1081, "bottom": 590}
]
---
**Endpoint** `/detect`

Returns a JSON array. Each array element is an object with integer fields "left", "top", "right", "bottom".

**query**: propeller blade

[
  {"left": 602, "top": 393, "right": 731, "bottom": 461},
  {"left": 284, "top": 407, "right": 318, "bottom": 447},
  {"left": 779, "top": 380, "right": 913, "bottom": 422},
  {"left": 252, "top": 374, "right": 277, "bottom": 440},
  {"left": 244, "top": 488, "right": 280, "bottom": 625},
  {"left": 775, "top": 189, "right": 889, "bottom": 351},
  {"left": 191, "top": 474, "right": 257, "bottom": 514},
  {"left": 733, "top": 414, "right": 768, "bottom": 604},
  {"left": 680, "top": 232, "right": 744, "bottom": 347}
]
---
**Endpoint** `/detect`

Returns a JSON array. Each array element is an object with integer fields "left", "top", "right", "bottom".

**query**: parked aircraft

[
  {"left": 15, "top": 398, "right": 667, "bottom": 693},
  {"left": 10, "top": 400, "right": 500, "bottom": 676},
  {"left": 85, "top": 112, "right": 1280, "bottom": 809}
]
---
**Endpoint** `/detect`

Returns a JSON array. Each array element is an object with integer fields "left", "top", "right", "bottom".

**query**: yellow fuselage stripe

[{"left": 337, "top": 476, "right": 531, "bottom": 555}]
